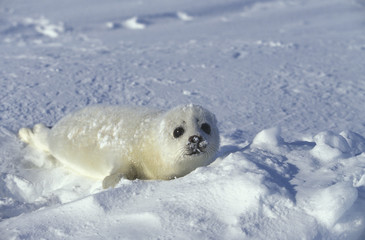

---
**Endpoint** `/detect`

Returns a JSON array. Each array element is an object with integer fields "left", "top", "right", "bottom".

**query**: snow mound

[
  {"left": 310, "top": 131, "right": 365, "bottom": 162},
  {"left": 123, "top": 17, "right": 146, "bottom": 30},
  {"left": 251, "top": 127, "right": 286, "bottom": 153},
  {"left": 300, "top": 182, "right": 358, "bottom": 227},
  {"left": 1, "top": 127, "right": 365, "bottom": 239},
  {"left": 176, "top": 11, "right": 194, "bottom": 21},
  {"left": 311, "top": 131, "right": 351, "bottom": 161},
  {"left": 23, "top": 17, "right": 65, "bottom": 38}
]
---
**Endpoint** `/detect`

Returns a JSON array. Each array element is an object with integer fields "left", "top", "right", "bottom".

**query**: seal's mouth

[
  {"left": 186, "top": 138, "right": 208, "bottom": 156},
  {"left": 186, "top": 149, "right": 205, "bottom": 156}
]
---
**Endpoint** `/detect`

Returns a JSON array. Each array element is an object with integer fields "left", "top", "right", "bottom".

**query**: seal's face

[{"left": 158, "top": 104, "right": 220, "bottom": 178}]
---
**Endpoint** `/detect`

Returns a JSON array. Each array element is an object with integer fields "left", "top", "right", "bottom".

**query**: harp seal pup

[{"left": 19, "top": 104, "right": 220, "bottom": 188}]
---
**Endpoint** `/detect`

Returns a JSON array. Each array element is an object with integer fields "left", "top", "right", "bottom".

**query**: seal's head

[{"left": 157, "top": 104, "right": 220, "bottom": 178}]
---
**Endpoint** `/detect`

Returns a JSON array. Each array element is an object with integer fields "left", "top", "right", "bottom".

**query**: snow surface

[{"left": 1, "top": 0, "right": 365, "bottom": 239}]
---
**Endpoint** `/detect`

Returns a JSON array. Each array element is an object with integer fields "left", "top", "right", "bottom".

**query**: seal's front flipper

[
  {"left": 19, "top": 127, "right": 33, "bottom": 144},
  {"left": 19, "top": 123, "right": 50, "bottom": 153},
  {"left": 102, "top": 173, "right": 124, "bottom": 189}
]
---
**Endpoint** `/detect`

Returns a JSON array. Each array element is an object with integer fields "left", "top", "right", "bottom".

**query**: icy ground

[{"left": 1, "top": 0, "right": 365, "bottom": 239}]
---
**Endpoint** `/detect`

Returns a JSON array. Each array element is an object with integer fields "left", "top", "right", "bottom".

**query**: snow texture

[{"left": 1, "top": 0, "right": 365, "bottom": 239}]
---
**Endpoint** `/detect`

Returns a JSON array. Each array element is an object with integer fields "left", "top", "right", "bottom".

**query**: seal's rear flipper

[
  {"left": 19, "top": 123, "right": 51, "bottom": 153},
  {"left": 102, "top": 173, "right": 123, "bottom": 189}
]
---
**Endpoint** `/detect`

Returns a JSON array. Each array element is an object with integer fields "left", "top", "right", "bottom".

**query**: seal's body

[{"left": 19, "top": 104, "right": 220, "bottom": 188}]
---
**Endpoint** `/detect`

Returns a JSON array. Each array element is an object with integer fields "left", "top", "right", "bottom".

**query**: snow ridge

[{"left": 1, "top": 127, "right": 365, "bottom": 239}]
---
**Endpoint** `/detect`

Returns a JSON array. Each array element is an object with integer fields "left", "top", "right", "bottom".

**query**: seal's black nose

[
  {"left": 188, "top": 135, "right": 203, "bottom": 143},
  {"left": 187, "top": 135, "right": 208, "bottom": 155}
]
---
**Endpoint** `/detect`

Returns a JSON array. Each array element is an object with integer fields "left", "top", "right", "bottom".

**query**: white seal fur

[{"left": 19, "top": 104, "right": 220, "bottom": 188}]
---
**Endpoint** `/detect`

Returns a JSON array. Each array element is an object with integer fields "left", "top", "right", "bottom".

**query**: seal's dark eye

[
  {"left": 173, "top": 127, "right": 185, "bottom": 138},
  {"left": 201, "top": 123, "right": 211, "bottom": 135}
]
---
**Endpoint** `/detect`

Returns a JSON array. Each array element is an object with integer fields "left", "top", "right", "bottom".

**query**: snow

[
  {"left": 251, "top": 127, "right": 284, "bottom": 154},
  {"left": 123, "top": 17, "right": 146, "bottom": 30},
  {"left": 1, "top": 0, "right": 365, "bottom": 239},
  {"left": 176, "top": 12, "right": 194, "bottom": 22}
]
